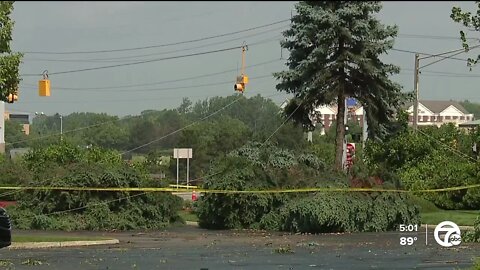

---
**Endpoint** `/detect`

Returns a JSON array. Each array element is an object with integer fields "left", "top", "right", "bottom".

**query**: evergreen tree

[{"left": 274, "top": 1, "right": 407, "bottom": 171}]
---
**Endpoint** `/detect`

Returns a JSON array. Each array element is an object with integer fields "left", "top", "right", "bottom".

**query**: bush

[
  {"left": 464, "top": 216, "right": 480, "bottom": 243},
  {"left": 196, "top": 142, "right": 420, "bottom": 232},
  {"left": 5, "top": 143, "right": 183, "bottom": 231},
  {"left": 399, "top": 151, "right": 480, "bottom": 209},
  {"left": 267, "top": 193, "right": 419, "bottom": 233}
]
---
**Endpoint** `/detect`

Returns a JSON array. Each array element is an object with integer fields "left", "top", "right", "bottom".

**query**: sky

[{"left": 5, "top": 1, "right": 480, "bottom": 117}]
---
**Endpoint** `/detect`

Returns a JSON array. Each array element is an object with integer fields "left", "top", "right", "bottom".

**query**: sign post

[{"left": 173, "top": 148, "right": 193, "bottom": 189}]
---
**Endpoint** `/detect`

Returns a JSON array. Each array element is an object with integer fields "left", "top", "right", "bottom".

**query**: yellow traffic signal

[
  {"left": 7, "top": 92, "right": 18, "bottom": 103},
  {"left": 234, "top": 75, "right": 248, "bottom": 93},
  {"left": 234, "top": 45, "right": 248, "bottom": 93},
  {"left": 39, "top": 70, "right": 51, "bottom": 96}
]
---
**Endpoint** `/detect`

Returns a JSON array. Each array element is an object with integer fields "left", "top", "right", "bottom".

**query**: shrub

[
  {"left": 272, "top": 193, "right": 419, "bottom": 233},
  {"left": 197, "top": 142, "right": 420, "bottom": 232},
  {"left": 464, "top": 216, "right": 480, "bottom": 243},
  {"left": 6, "top": 143, "right": 183, "bottom": 231},
  {"left": 398, "top": 151, "right": 480, "bottom": 209}
]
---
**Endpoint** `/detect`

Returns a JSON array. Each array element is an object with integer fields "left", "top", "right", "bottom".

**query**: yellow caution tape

[{"left": 0, "top": 184, "right": 478, "bottom": 194}]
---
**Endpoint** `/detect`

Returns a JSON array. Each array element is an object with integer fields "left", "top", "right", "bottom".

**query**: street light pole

[{"left": 60, "top": 115, "right": 63, "bottom": 141}]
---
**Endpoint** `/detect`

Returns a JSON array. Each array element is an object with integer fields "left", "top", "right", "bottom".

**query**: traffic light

[
  {"left": 39, "top": 70, "right": 51, "bottom": 96},
  {"left": 6, "top": 92, "right": 18, "bottom": 104},
  {"left": 234, "top": 75, "right": 248, "bottom": 93},
  {"left": 234, "top": 45, "right": 248, "bottom": 93}
]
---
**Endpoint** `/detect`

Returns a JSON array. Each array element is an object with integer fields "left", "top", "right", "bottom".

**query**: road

[{"left": 0, "top": 225, "right": 478, "bottom": 269}]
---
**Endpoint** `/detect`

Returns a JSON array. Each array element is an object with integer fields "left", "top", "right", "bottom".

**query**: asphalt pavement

[{"left": 0, "top": 225, "right": 478, "bottom": 270}]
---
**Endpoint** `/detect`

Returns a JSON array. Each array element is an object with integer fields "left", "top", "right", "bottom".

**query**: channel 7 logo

[{"left": 434, "top": 221, "right": 462, "bottom": 247}]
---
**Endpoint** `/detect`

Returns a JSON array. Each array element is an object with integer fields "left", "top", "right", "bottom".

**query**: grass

[
  {"left": 412, "top": 196, "right": 480, "bottom": 226},
  {"left": 421, "top": 211, "right": 479, "bottom": 226},
  {"left": 178, "top": 209, "right": 198, "bottom": 222},
  {"left": 12, "top": 235, "right": 112, "bottom": 243},
  {"left": 473, "top": 257, "right": 480, "bottom": 270}
]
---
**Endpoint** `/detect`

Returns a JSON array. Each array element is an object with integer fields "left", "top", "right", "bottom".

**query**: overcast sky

[{"left": 6, "top": 1, "right": 480, "bottom": 117}]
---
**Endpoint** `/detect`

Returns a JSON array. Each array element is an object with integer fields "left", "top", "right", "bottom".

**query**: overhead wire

[
  {"left": 6, "top": 80, "right": 286, "bottom": 145},
  {"left": 20, "top": 58, "right": 283, "bottom": 90},
  {"left": 21, "top": 74, "right": 274, "bottom": 93},
  {"left": 416, "top": 128, "right": 478, "bottom": 163},
  {"left": 20, "top": 19, "right": 290, "bottom": 55},
  {"left": 8, "top": 90, "right": 302, "bottom": 217},
  {"left": 398, "top": 33, "right": 478, "bottom": 41},
  {"left": 391, "top": 48, "right": 469, "bottom": 62},
  {"left": 22, "top": 29, "right": 285, "bottom": 63},
  {"left": 0, "top": 89, "right": 287, "bottom": 200},
  {"left": 20, "top": 46, "right": 244, "bottom": 76}
]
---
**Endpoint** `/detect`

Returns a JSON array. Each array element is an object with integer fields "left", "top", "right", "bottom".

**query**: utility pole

[
  {"left": 411, "top": 46, "right": 479, "bottom": 132},
  {"left": 413, "top": 53, "right": 420, "bottom": 132}
]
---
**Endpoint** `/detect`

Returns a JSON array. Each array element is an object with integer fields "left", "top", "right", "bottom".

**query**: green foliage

[
  {"left": 307, "top": 132, "right": 335, "bottom": 166},
  {"left": 364, "top": 123, "right": 480, "bottom": 210},
  {"left": 460, "top": 100, "right": 480, "bottom": 119},
  {"left": 473, "top": 257, "right": 480, "bottom": 270},
  {"left": 451, "top": 3, "right": 480, "bottom": 67},
  {"left": 274, "top": 1, "right": 408, "bottom": 170},
  {"left": 175, "top": 115, "right": 251, "bottom": 180},
  {"left": 463, "top": 216, "right": 480, "bottom": 243},
  {"left": 398, "top": 151, "right": 480, "bottom": 209},
  {"left": 0, "top": 1, "right": 23, "bottom": 102},
  {"left": 196, "top": 142, "right": 419, "bottom": 232},
  {"left": 30, "top": 113, "right": 129, "bottom": 150},
  {"left": 4, "top": 119, "right": 28, "bottom": 150},
  {"left": 4, "top": 143, "right": 183, "bottom": 231},
  {"left": 127, "top": 109, "right": 186, "bottom": 153},
  {"left": 276, "top": 193, "right": 419, "bottom": 233}
]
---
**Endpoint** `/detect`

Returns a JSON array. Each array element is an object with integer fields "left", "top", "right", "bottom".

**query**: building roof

[
  {"left": 404, "top": 100, "right": 470, "bottom": 114},
  {"left": 458, "top": 119, "right": 480, "bottom": 127}
]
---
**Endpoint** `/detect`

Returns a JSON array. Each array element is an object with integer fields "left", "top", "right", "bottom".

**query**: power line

[
  {"left": 21, "top": 75, "right": 273, "bottom": 93},
  {"left": 398, "top": 33, "right": 478, "bottom": 41},
  {"left": 20, "top": 46, "right": 243, "bottom": 76},
  {"left": 401, "top": 68, "right": 480, "bottom": 77},
  {"left": 262, "top": 99, "right": 303, "bottom": 146},
  {"left": 391, "top": 48, "right": 469, "bottom": 62},
  {"left": 419, "top": 45, "right": 480, "bottom": 69},
  {"left": 417, "top": 129, "right": 477, "bottom": 163},
  {"left": 14, "top": 91, "right": 290, "bottom": 105},
  {"left": 120, "top": 96, "right": 244, "bottom": 155},
  {"left": 3, "top": 90, "right": 295, "bottom": 216},
  {"left": 6, "top": 84, "right": 285, "bottom": 145},
  {"left": 20, "top": 19, "right": 290, "bottom": 55},
  {"left": 22, "top": 29, "right": 285, "bottom": 63},
  {"left": 20, "top": 58, "right": 282, "bottom": 90}
]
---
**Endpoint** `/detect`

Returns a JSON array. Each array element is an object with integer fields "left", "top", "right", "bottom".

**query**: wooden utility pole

[{"left": 413, "top": 53, "right": 420, "bottom": 132}]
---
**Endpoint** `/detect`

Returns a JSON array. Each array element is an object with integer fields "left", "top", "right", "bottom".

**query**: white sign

[
  {"left": 173, "top": 148, "right": 192, "bottom": 159},
  {"left": 434, "top": 221, "right": 462, "bottom": 247}
]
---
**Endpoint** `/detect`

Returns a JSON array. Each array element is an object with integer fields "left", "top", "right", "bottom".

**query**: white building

[
  {"left": 404, "top": 100, "right": 474, "bottom": 127},
  {"left": 281, "top": 99, "right": 475, "bottom": 135}
]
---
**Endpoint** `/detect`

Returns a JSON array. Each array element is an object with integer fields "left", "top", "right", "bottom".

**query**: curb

[
  {"left": 420, "top": 224, "right": 474, "bottom": 231},
  {"left": 7, "top": 239, "right": 120, "bottom": 250},
  {"left": 185, "top": 221, "right": 198, "bottom": 226}
]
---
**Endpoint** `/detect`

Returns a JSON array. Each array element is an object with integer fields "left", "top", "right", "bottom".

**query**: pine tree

[
  {"left": 274, "top": 1, "right": 407, "bottom": 171},
  {"left": 0, "top": 1, "right": 23, "bottom": 101}
]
